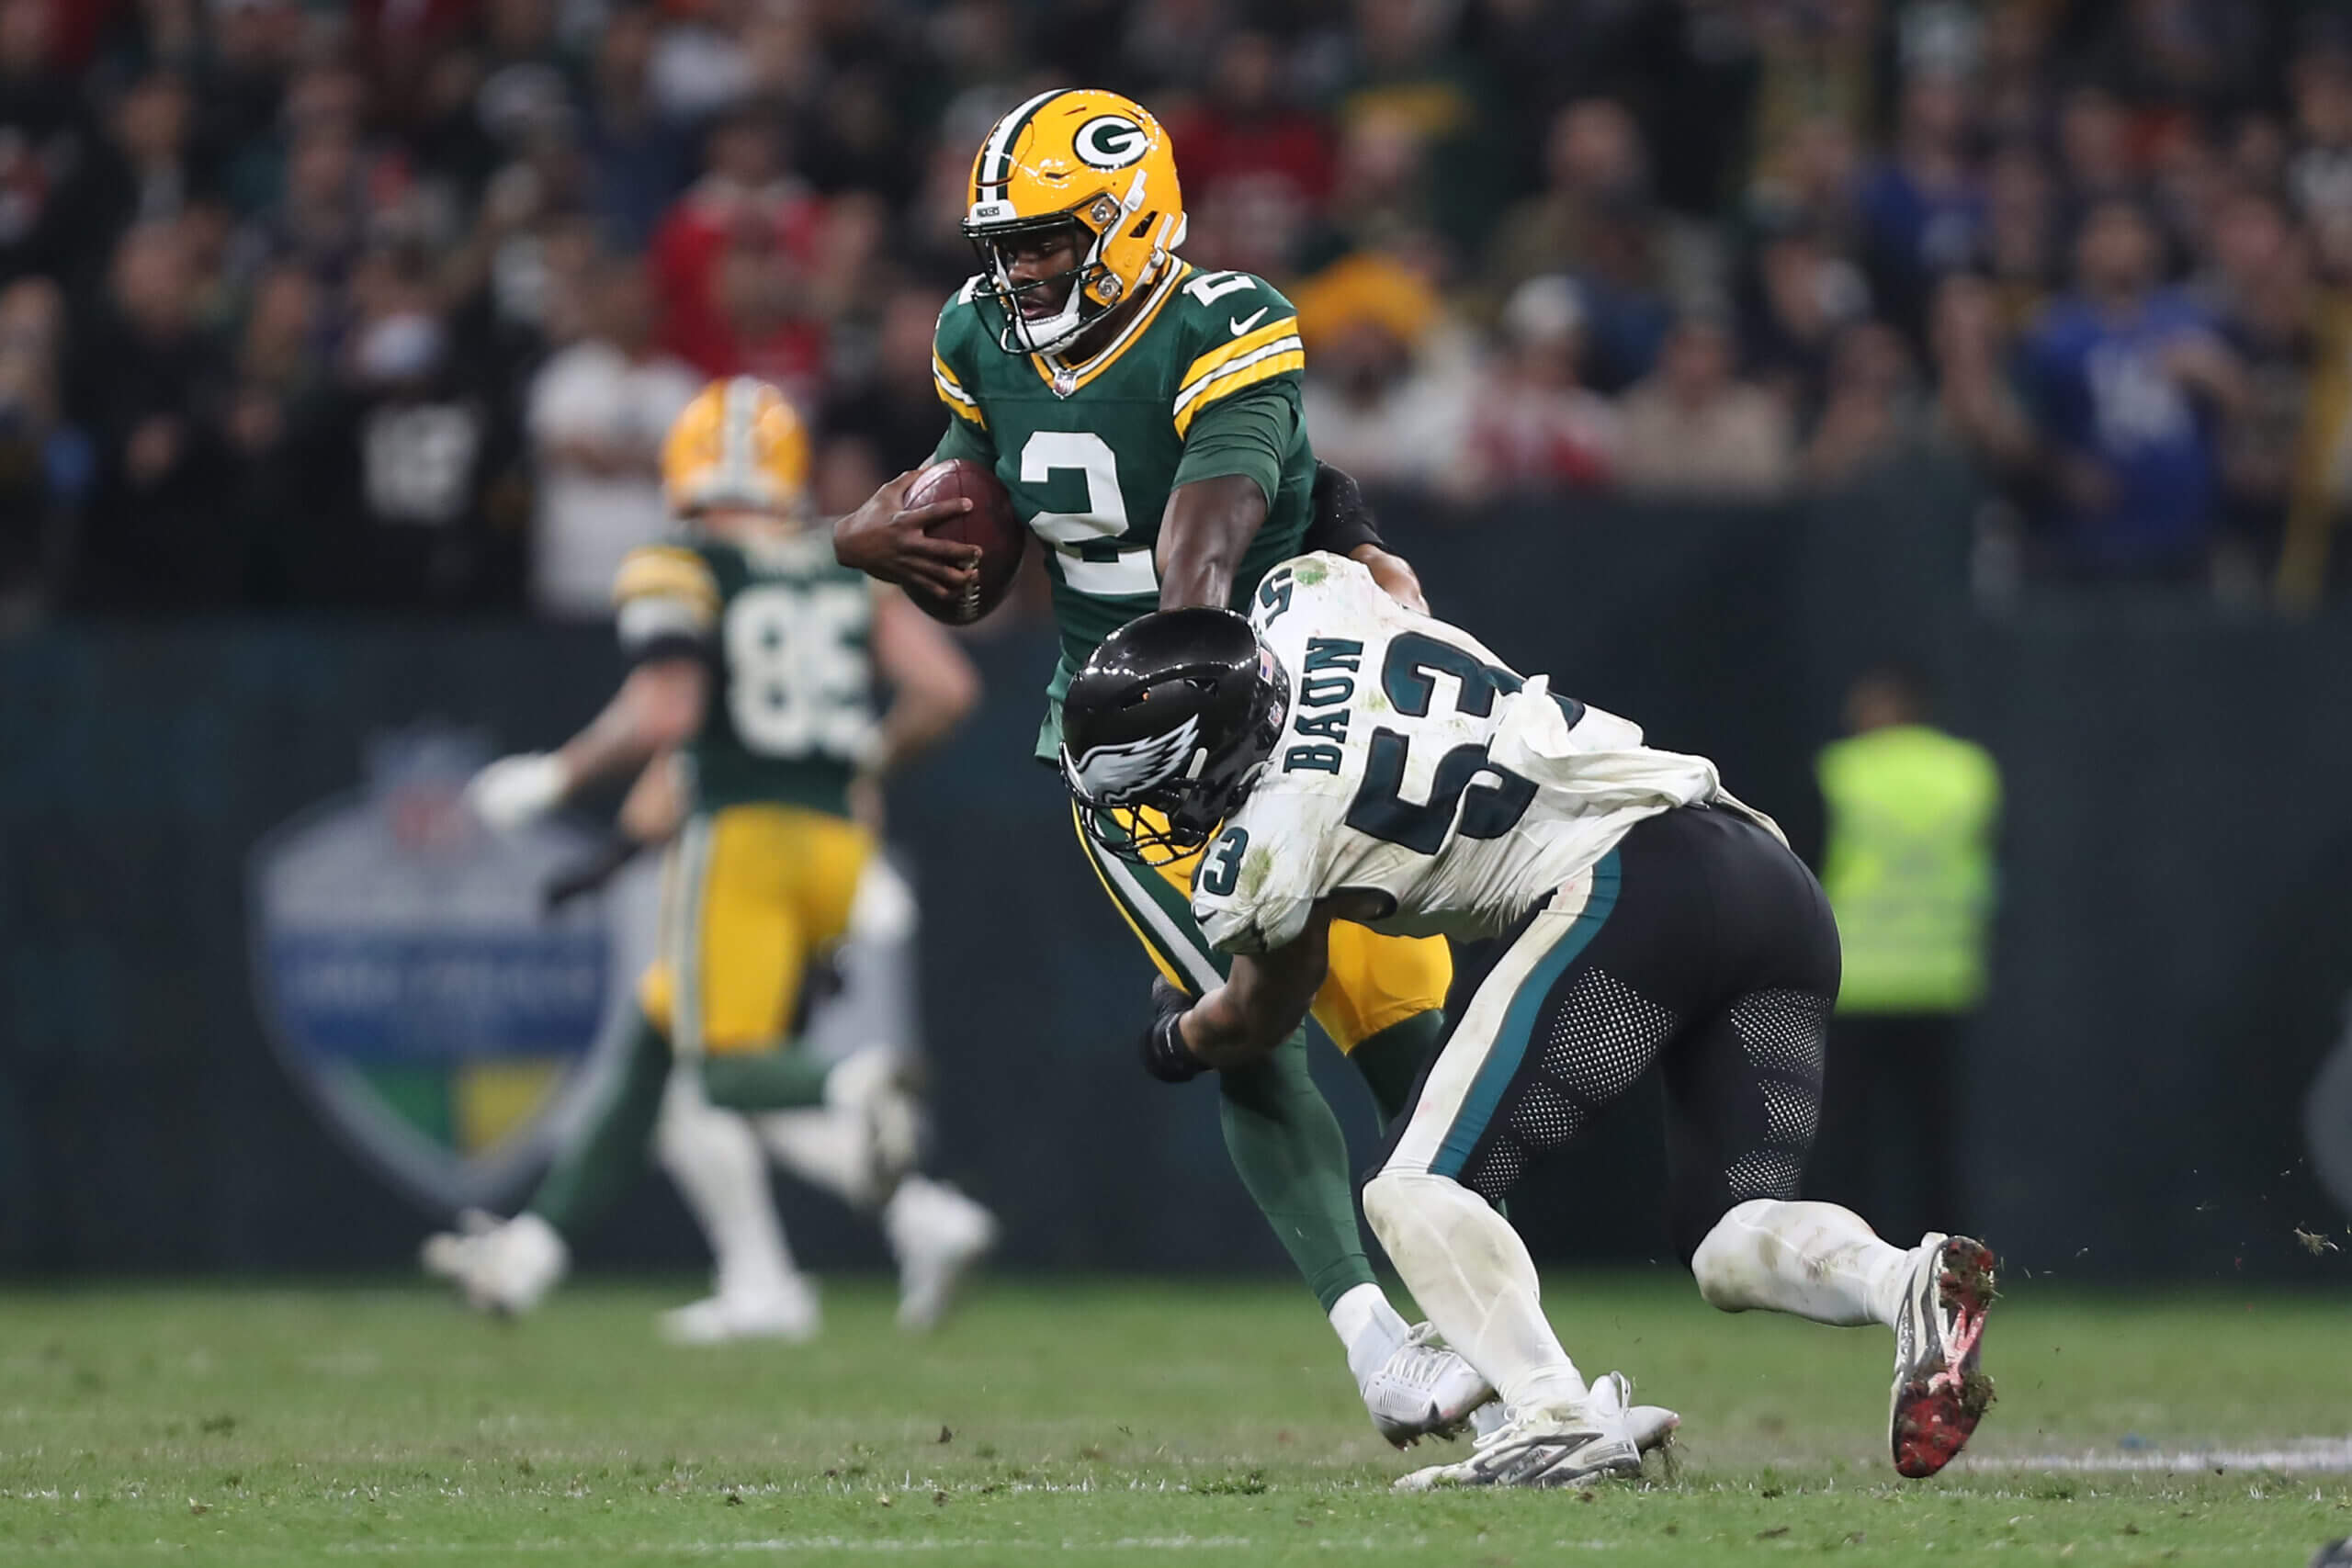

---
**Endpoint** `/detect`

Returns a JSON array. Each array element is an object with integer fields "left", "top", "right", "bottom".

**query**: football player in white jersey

[{"left": 1057, "top": 553, "right": 1998, "bottom": 1489}]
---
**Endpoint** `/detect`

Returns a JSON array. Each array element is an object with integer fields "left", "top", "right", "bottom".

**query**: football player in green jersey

[
  {"left": 831, "top": 89, "right": 1484, "bottom": 1444},
  {"left": 426, "top": 379, "right": 996, "bottom": 1341}
]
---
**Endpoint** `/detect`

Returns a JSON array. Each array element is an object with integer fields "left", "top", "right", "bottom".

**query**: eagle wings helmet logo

[{"left": 1063, "top": 716, "right": 1203, "bottom": 803}]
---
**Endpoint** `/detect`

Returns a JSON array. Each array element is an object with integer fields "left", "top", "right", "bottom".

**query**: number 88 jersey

[
  {"left": 612, "top": 530, "right": 876, "bottom": 817},
  {"left": 1191, "top": 554, "right": 1728, "bottom": 953}
]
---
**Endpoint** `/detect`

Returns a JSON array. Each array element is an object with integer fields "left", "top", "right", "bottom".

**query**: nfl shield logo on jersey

[{"left": 248, "top": 728, "right": 630, "bottom": 1214}]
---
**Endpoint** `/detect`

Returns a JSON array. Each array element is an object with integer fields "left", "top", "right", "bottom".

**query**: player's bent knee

[
  {"left": 1358, "top": 1168, "right": 1410, "bottom": 1253},
  {"left": 1360, "top": 1167, "right": 1454, "bottom": 1254},
  {"left": 1690, "top": 1198, "right": 1782, "bottom": 1313}
]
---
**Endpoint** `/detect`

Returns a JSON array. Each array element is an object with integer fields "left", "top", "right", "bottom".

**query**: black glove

[
  {"left": 1139, "top": 976, "right": 1208, "bottom": 1084},
  {"left": 1304, "top": 460, "right": 1383, "bottom": 557}
]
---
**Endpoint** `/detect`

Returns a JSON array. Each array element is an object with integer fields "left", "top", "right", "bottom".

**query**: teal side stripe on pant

[{"left": 1430, "top": 852, "right": 1623, "bottom": 1179}]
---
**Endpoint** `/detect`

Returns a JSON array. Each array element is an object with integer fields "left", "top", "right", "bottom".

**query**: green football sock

[
  {"left": 1347, "top": 1009, "right": 1445, "bottom": 1128},
  {"left": 526, "top": 1010, "right": 673, "bottom": 1243},
  {"left": 1218, "top": 1028, "right": 1378, "bottom": 1312},
  {"left": 698, "top": 1048, "right": 833, "bottom": 1111}
]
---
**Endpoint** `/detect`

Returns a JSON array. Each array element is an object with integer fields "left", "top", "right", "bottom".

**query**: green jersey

[
  {"left": 612, "top": 529, "right": 876, "bottom": 818},
  {"left": 929, "top": 261, "right": 1316, "bottom": 750}
]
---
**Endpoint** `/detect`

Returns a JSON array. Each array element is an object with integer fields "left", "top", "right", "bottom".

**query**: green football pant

[
  {"left": 526, "top": 1011, "right": 835, "bottom": 1242},
  {"left": 1074, "top": 807, "right": 1452, "bottom": 1311}
]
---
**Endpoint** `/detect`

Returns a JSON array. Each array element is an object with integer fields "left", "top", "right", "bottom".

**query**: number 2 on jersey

[{"left": 1021, "top": 431, "right": 1158, "bottom": 597}]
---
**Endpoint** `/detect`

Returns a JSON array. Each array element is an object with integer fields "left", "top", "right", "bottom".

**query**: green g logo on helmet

[{"left": 1074, "top": 114, "right": 1149, "bottom": 170}]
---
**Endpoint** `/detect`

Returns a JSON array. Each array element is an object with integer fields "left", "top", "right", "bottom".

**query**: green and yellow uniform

[
  {"left": 613, "top": 531, "right": 877, "bottom": 1055},
  {"left": 931, "top": 264, "right": 1451, "bottom": 1060},
  {"left": 933, "top": 261, "right": 1313, "bottom": 721},
  {"left": 919, "top": 85, "right": 1449, "bottom": 1318},
  {"left": 522, "top": 378, "right": 873, "bottom": 1246}
]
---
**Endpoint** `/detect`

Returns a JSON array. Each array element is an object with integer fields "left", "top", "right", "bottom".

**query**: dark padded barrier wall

[{"left": 4, "top": 466, "right": 2348, "bottom": 1280}]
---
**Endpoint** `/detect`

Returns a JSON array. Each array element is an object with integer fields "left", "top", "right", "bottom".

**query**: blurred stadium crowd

[{"left": 0, "top": 0, "right": 2346, "bottom": 625}]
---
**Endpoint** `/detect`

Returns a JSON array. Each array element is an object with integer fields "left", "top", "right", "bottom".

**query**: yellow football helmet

[
  {"left": 964, "top": 87, "right": 1187, "bottom": 355},
  {"left": 662, "top": 377, "right": 810, "bottom": 519}
]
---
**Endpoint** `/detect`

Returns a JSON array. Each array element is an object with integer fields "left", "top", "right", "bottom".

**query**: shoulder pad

[
  {"left": 1168, "top": 270, "right": 1305, "bottom": 435},
  {"left": 933, "top": 281, "right": 998, "bottom": 356},
  {"left": 1250, "top": 551, "right": 1374, "bottom": 625},
  {"left": 933, "top": 282, "right": 1003, "bottom": 382},
  {"left": 1166, "top": 267, "right": 1295, "bottom": 322},
  {"left": 931, "top": 290, "right": 991, "bottom": 428},
  {"left": 613, "top": 542, "right": 718, "bottom": 612},
  {"left": 1192, "top": 795, "right": 1321, "bottom": 955},
  {"left": 938, "top": 276, "right": 987, "bottom": 325}
]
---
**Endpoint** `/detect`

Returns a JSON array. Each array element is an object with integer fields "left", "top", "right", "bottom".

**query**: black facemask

[{"left": 1060, "top": 608, "right": 1287, "bottom": 863}]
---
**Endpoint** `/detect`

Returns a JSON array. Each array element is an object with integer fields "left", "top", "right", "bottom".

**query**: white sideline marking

[{"left": 1962, "top": 1437, "right": 2352, "bottom": 1473}]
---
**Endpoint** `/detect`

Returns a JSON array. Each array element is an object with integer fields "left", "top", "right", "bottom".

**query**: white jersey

[{"left": 1191, "top": 553, "right": 1733, "bottom": 953}]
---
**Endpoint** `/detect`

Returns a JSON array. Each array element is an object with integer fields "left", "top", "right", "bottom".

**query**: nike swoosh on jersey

[{"left": 1228, "top": 307, "right": 1270, "bottom": 336}]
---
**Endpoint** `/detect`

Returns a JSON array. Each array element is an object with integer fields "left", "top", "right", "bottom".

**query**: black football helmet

[{"left": 1060, "top": 607, "right": 1288, "bottom": 862}]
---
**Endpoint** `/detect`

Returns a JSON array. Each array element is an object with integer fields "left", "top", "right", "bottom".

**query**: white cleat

[
  {"left": 887, "top": 1178, "right": 999, "bottom": 1333},
  {"left": 1396, "top": 1393, "right": 1643, "bottom": 1492},
  {"left": 824, "top": 1047, "right": 924, "bottom": 1208},
  {"left": 1889, "top": 1233, "right": 1998, "bottom": 1478},
  {"left": 420, "top": 1210, "right": 567, "bottom": 1315},
  {"left": 658, "top": 1280, "right": 821, "bottom": 1346},
  {"left": 1469, "top": 1371, "right": 1679, "bottom": 1456},
  {"left": 1362, "top": 1323, "right": 1494, "bottom": 1448}
]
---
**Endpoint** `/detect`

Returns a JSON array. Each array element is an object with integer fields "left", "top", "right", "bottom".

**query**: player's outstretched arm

[
  {"left": 467, "top": 658, "right": 706, "bottom": 831},
  {"left": 1173, "top": 913, "right": 1332, "bottom": 1071},
  {"left": 1159, "top": 888, "right": 1386, "bottom": 1073},
  {"left": 558, "top": 658, "right": 707, "bottom": 791},
  {"left": 868, "top": 585, "right": 982, "bottom": 773},
  {"left": 1306, "top": 459, "right": 1428, "bottom": 614},
  {"left": 553, "top": 660, "right": 706, "bottom": 803},
  {"left": 1157, "top": 472, "right": 1267, "bottom": 608},
  {"left": 833, "top": 469, "right": 983, "bottom": 599}
]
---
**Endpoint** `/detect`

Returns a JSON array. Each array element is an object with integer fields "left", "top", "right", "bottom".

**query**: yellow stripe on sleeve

[
  {"left": 933, "top": 353, "right": 987, "bottom": 427},
  {"left": 1171, "top": 347, "right": 1306, "bottom": 436},
  {"left": 1176, "top": 316, "right": 1300, "bottom": 399},
  {"left": 612, "top": 547, "right": 719, "bottom": 616}
]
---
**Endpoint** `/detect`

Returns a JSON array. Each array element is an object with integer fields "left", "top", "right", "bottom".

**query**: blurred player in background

[
  {"left": 831, "top": 90, "right": 1477, "bottom": 1445},
  {"left": 424, "top": 378, "right": 995, "bottom": 1341}
]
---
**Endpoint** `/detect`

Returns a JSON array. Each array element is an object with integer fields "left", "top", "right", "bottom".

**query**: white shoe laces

[
  {"left": 1477, "top": 1394, "right": 1611, "bottom": 1451},
  {"left": 1471, "top": 1406, "right": 1529, "bottom": 1451},
  {"left": 1375, "top": 1325, "right": 1455, "bottom": 1394}
]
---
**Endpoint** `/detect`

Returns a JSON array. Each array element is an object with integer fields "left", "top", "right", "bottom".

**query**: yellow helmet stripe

[
  {"left": 975, "top": 89, "right": 1065, "bottom": 198},
  {"left": 1172, "top": 339, "right": 1305, "bottom": 434},
  {"left": 1176, "top": 316, "right": 1301, "bottom": 399}
]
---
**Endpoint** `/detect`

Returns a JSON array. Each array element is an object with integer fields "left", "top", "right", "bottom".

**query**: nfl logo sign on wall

[{"left": 249, "top": 728, "right": 632, "bottom": 1214}]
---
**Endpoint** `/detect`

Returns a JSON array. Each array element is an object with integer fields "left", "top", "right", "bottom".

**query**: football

[{"left": 903, "top": 457, "right": 1025, "bottom": 626}]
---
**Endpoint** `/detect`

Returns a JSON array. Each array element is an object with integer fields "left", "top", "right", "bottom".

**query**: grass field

[{"left": 2, "top": 1274, "right": 2346, "bottom": 1566}]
